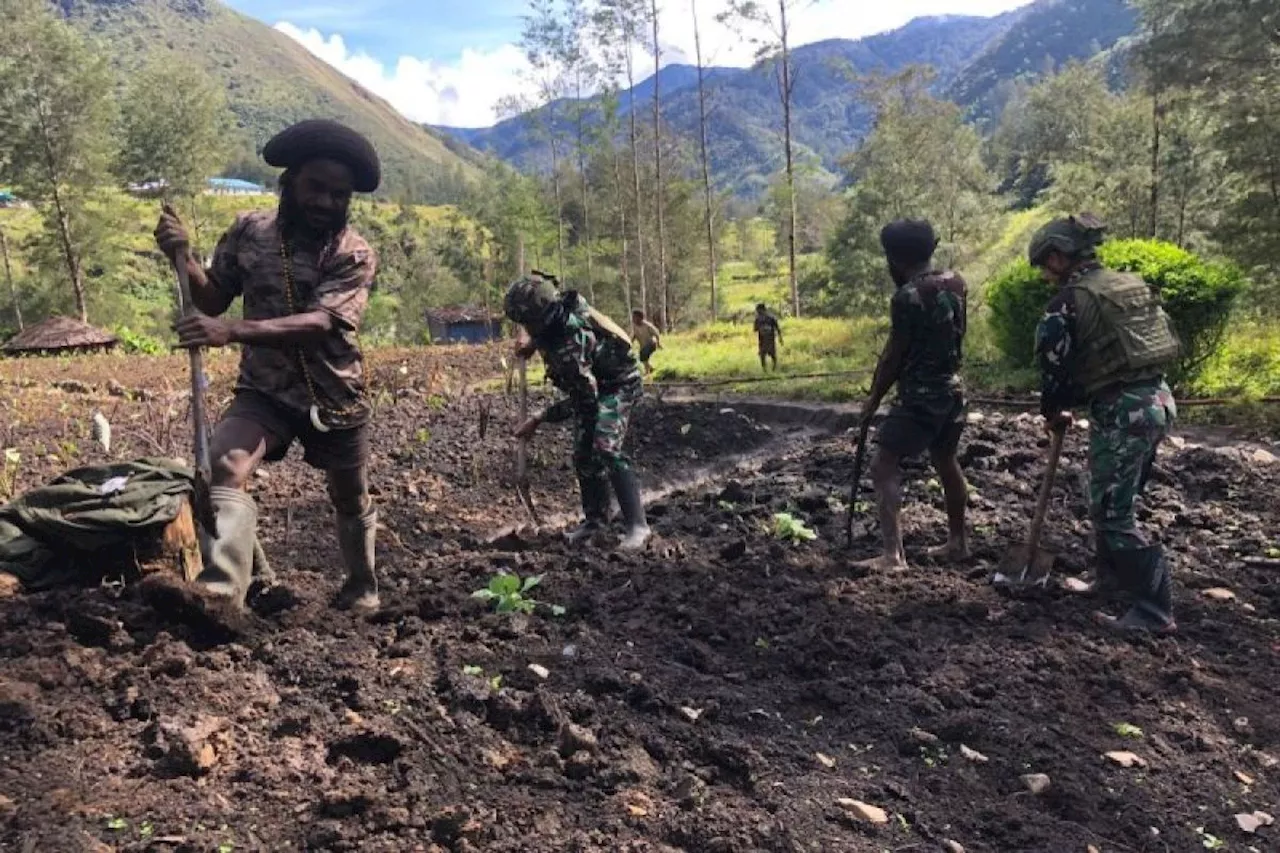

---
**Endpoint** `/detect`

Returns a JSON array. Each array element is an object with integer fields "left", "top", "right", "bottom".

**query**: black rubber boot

[
  {"left": 566, "top": 475, "right": 610, "bottom": 544},
  {"left": 197, "top": 487, "right": 258, "bottom": 607},
  {"left": 336, "top": 507, "right": 379, "bottom": 612},
  {"left": 1098, "top": 545, "right": 1176, "bottom": 634},
  {"left": 609, "top": 467, "right": 651, "bottom": 552}
]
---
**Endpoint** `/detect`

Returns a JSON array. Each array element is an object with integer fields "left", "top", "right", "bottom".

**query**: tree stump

[{"left": 135, "top": 495, "right": 203, "bottom": 582}]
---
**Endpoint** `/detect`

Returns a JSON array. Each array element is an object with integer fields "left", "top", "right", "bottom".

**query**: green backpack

[{"left": 1068, "top": 267, "right": 1183, "bottom": 398}]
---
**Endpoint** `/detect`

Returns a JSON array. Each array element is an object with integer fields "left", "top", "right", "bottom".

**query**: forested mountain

[
  {"left": 440, "top": 0, "right": 1140, "bottom": 196},
  {"left": 53, "top": 0, "right": 486, "bottom": 199}
]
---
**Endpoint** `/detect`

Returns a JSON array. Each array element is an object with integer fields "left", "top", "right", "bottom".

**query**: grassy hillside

[{"left": 54, "top": 0, "right": 485, "bottom": 200}]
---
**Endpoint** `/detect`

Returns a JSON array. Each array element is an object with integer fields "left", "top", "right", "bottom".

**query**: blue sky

[{"left": 224, "top": 0, "right": 1033, "bottom": 128}]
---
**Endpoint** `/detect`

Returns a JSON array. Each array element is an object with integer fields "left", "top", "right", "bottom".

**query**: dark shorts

[
  {"left": 224, "top": 390, "right": 370, "bottom": 471},
  {"left": 758, "top": 340, "right": 777, "bottom": 357},
  {"left": 639, "top": 343, "right": 657, "bottom": 363},
  {"left": 877, "top": 393, "right": 966, "bottom": 459}
]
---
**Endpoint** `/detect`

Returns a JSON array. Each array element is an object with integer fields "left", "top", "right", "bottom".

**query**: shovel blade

[{"left": 991, "top": 544, "right": 1056, "bottom": 588}]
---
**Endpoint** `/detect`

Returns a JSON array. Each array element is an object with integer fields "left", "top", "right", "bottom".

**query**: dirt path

[{"left": 2, "top": 354, "right": 1279, "bottom": 852}]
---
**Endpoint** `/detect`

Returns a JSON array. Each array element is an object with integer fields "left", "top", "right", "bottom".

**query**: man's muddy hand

[
  {"left": 174, "top": 314, "right": 232, "bottom": 349},
  {"left": 154, "top": 203, "right": 190, "bottom": 261}
]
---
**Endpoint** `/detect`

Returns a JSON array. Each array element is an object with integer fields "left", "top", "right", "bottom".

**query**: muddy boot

[
  {"left": 336, "top": 508, "right": 379, "bottom": 612},
  {"left": 610, "top": 467, "right": 651, "bottom": 552},
  {"left": 1097, "top": 545, "right": 1176, "bottom": 634},
  {"left": 196, "top": 487, "right": 258, "bottom": 606},
  {"left": 566, "top": 475, "right": 610, "bottom": 544}
]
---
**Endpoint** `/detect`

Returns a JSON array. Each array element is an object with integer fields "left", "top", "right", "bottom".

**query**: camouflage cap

[
  {"left": 1028, "top": 213, "right": 1107, "bottom": 266},
  {"left": 503, "top": 274, "right": 559, "bottom": 325}
]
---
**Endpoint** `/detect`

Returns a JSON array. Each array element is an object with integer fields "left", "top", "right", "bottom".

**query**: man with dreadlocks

[
  {"left": 1030, "top": 213, "right": 1182, "bottom": 634},
  {"left": 153, "top": 119, "right": 382, "bottom": 612},
  {"left": 505, "top": 272, "right": 651, "bottom": 551}
]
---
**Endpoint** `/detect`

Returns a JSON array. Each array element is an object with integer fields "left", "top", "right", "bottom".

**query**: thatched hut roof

[{"left": 2, "top": 316, "right": 118, "bottom": 354}]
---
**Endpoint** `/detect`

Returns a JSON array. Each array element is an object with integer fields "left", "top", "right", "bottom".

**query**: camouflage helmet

[
  {"left": 1028, "top": 213, "right": 1107, "bottom": 267},
  {"left": 503, "top": 272, "right": 559, "bottom": 326}
]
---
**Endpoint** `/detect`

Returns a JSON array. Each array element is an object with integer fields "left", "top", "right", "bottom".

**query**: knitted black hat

[{"left": 263, "top": 119, "right": 381, "bottom": 193}]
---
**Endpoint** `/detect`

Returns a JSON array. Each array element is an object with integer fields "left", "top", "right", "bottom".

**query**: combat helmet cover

[
  {"left": 503, "top": 271, "right": 560, "bottom": 326},
  {"left": 1028, "top": 212, "right": 1107, "bottom": 267}
]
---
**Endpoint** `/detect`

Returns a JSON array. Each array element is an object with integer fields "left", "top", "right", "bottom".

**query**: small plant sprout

[
  {"left": 1113, "top": 722, "right": 1144, "bottom": 739},
  {"left": 105, "top": 816, "right": 128, "bottom": 831},
  {"left": 717, "top": 500, "right": 737, "bottom": 511},
  {"left": 772, "top": 513, "right": 817, "bottom": 543},
  {"left": 415, "top": 428, "right": 431, "bottom": 444},
  {"left": 462, "top": 664, "right": 484, "bottom": 677},
  {"left": 471, "top": 572, "right": 543, "bottom": 614}
]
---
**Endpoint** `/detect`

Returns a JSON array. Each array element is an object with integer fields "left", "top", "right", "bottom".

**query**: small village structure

[
  {"left": 1, "top": 315, "right": 118, "bottom": 357},
  {"left": 425, "top": 307, "right": 504, "bottom": 344}
]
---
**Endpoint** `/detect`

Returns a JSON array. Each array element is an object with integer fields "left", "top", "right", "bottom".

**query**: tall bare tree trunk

[
  {"left": 625, "top": 37, "right": 648, "bottom": 318},
  {"left": 575, "top": 74, "right": 595, "bottom": 303},
  {"left": 651, "top": 0, "right": 670, "bottom": 330},
  {"left": 778, "top": 0, "right": 798, "bottom": 318},
  {"left": 33, "top": 86, "right": 87, "bottom": 322},
  {"left": 613, "top": 150, "right": 633, "bottom": 317},
  {"left": 1149, "top": 88, "right": 1162, "bottom": 239},
  {"left": 692, "top": 0, "right": 718, "bottom": 321},
  {"left": 0, "top": 228, "right": 21, "bottom": 331},
  {"left": 549, "top": 136, "right": 567, "bottom": 280}
]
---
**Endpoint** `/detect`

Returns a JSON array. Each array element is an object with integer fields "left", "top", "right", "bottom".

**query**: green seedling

[
  {"left": 462, "top": 664, "right": 484, "bottom": 676},
  {"left": 1113, "top": 722, "right": 1144, "bottom": 739},
  {"left": 218, "top": 843, "right": 236, "bottom": 853},
  {"left": 471, "top": 572, "right": 543, "bottom": 614},
  {"left": 772, "top": 512, "right": 817, "bottom": 543},
  {"left": 550, "top": 604, "right": 567, "bottom": 617},
  {"left": 754, "top": 637, "right": 770, "bottom": 649},
  {"left": 415, "top": 428, "right": 431, "bottom": 444},
  {"left": 105, "top": 816, "right": 128, "bottom": 831},
  {"left": 139, "top": 822, "right": 154, "bottom": 839},
  {"left": 1195, "top": 827, "right": 1224, "bottom": 850},
  {"left": 488, "top": 674, "right": 503, "bottom": 691},
  {"left": 1267, "top": 547, "right": 1280, "bottom": 559},
  {"left": 717, "top": 500, "right": 737, "bottom": 511}
]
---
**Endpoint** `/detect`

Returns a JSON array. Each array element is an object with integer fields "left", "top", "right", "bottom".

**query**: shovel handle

[{"left": 1024, "top": 426, "right": 1066, "bottom": 554}]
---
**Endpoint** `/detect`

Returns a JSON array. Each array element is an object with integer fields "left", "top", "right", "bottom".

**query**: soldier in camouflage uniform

[
  {"left": 505, "top": 273, "right": 651, "bottom": 551},
  {"left": 153, "top": 119, "right": 382, "bottom": 612},
  {"left": 1031, "top": 213, "right": 1180, "bottom": 634},
  {"left": 857, "top": 220, "right": 970, "bottom": 571}
]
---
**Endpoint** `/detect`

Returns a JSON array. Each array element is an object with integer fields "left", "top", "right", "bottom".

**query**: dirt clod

[{"left": 1022, "top": 773, "right": 1052, "bottom": 795}]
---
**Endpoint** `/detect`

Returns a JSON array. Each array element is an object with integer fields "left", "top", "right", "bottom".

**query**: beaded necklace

[{"left": 278, "top": 232, "right": 366, "bottom": 433}]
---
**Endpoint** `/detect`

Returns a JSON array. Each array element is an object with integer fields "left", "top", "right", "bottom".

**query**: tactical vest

[{"left": 1067, "top": 267, "right": 1183, "bottom": 399}]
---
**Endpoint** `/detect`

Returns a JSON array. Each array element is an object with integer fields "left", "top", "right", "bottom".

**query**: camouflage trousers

[
  {"left": 1088, "top": 379, "right": 1177, "bottom": 553},
  {"left": 573, "top": 381, "right": 641, "bottom": 481}
]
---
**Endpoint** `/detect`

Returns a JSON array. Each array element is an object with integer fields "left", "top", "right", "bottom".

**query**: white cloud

[
  {"left": 275, "top": 21, "right": 533, "bottom": 127},
  {"left": 276, "top": 1, "right": 1032, "bottom": 129}
]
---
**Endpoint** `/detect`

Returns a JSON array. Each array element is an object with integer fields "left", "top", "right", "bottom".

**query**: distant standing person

[
  {"left": 754, "top": 303, "right": 782, "bottom": 372},
  {"left": 153, "top": 119, "right": 382, "bottom": 612},
  {"left": 857, "top": 220, "right": 970, "bottom": 571},
  {"left": 1030, "top": 213, "right": 1180, "bottom": 634},
  {"left": 632, "top": 310, "right": 661, "bottom": 376}
]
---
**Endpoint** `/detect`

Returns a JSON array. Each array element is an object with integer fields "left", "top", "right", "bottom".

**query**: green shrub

[
  {"left": 985, "top": 239, "right": 1248, "bottom": 386},
  {"left": 112, "top": 325, "right": 165, "bottom": 355}
]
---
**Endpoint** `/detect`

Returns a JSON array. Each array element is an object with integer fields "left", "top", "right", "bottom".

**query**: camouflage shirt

[
  {"left": 1034, "top": 263, "right": 1094, "bottom": 417},
  {"left": 890, "top": 269, "right": 967, "bottom": 404},
  {"left": 207, "top": 210, "right": 375, "bottom": 428},
  {"left": 537, "top": 299, "right": 642, "bottom": 424}
]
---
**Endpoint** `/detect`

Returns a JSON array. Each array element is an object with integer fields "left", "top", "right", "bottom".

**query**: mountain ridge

[
  {"left": 438, "top": 0, "right": 1139, "bottom": 196},
  {"left": 55, "top": 0, "right": 487, "bottom": 200}
]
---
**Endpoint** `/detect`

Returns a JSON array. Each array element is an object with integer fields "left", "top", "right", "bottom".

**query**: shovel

[
  {"left": 845, "top": 417, "right": 872, "bottom": 548},
  {"left": 992, "top": 425, "right": 1066, "bottom": 588},
  {"left": 514, "top": 356, "right": 541, "bottom": 526},
  {"left": 167, "top": 228, "right": 217, "bottom": 553}
]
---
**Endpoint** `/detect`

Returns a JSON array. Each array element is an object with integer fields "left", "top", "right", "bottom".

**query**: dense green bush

[
  {"left": 985, "top": 239, "right": 1248, "bottom": 386},
  {"left": 112, "top": 326, "right": 165, "bottom": 355}
]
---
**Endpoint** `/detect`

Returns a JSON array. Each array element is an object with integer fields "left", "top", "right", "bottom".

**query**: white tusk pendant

[{"left": 309, "top": 405, "right": 331, "bottom": 433}]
